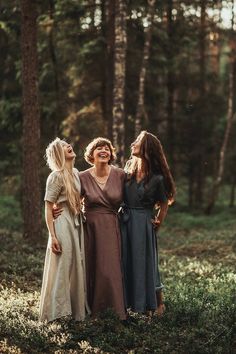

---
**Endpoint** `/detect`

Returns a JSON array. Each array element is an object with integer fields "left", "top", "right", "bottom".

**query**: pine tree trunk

[
  {"left": 101, "top": 0, "right": 115, "bottom": 140},
  {"left": 166, "top": 0, "right": 175, "bottom": 172},
  {"left": 207, "top": 1, "right": 223, "bottom": 198},
  {"left": 196, "top": 0, "right": 206, "bottom": 208},
  {"left": 21, "top": 0, "right": 41, "bottom": 240},
  {"left": 134, "top": 0, "right": 156, "bottom": 137},
  {"left": 112, "top": 0, "right": 127, "bottom": 167},
  {"left": 48, "top": 0, "right": 61, "bottom": 135}
]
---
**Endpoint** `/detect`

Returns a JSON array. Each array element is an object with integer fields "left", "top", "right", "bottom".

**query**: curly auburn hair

[
  {"left": 125, "top": 131, "right": 176, "bottom": 205},
  {"left": 84, "top": 137, "right": 116, "bottom": 165}
]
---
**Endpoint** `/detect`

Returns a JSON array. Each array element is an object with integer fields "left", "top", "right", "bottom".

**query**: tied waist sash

[
  {"left": 86, "top": 206, "right": 118, "bottom": 215},
  {"left": 119, "top": 203, "right": 153, "bottom": 223}
]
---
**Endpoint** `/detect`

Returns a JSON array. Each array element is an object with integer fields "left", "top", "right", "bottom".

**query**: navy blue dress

[{"left": 120, "top": 174, "right": 167, "bottom": 312}]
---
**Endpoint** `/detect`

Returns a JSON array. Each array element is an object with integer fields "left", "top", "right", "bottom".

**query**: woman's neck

[
  {"left": 93, "top": 163, "right": 111, "bottom": 177},
  {"left": 137, "top": 158, "right": 145, "bottom": 174},
  {"left": 65, "top": 160, "right": 73, "bottom": 172}
]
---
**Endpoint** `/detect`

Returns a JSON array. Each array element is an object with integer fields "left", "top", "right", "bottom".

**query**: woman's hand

[
  {"left": 151, "top": 215, "right": 161, "bottom": 230},
  {"left": 152, "top": 201, "right": 169, "bottom": 230},
  {"left": 51, "top": 236, "right": 62, "bottom": 254},
  {"left": 52, "top": 204, "right": 63, "bottom": 219}
]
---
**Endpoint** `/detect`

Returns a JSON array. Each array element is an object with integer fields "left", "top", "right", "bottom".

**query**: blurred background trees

[{"left": 0, "top": 0, "right": 235, "bottom": 237}]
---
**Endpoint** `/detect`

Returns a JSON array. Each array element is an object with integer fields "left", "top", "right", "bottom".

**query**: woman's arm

[
  {"left": 45, "top": 201, "right": 62, "bottom": 254},
  {"left": 152, "top": 201, "right": 169, "bottom": 230}
]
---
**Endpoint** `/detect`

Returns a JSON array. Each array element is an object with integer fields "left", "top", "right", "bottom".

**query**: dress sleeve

[
  {"left": 44, "top": 172, "right": 63, "bottom": 203},
  {"left": 155, "top": 175, "right": 168, "bottom": 203}
]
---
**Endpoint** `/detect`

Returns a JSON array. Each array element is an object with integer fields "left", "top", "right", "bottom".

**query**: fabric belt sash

[
  {"left": 86, "top": 206, "right": 118, "bottom": 215},
  {"left": 120, "top": 203, "right": 153, "bottom": 223}
]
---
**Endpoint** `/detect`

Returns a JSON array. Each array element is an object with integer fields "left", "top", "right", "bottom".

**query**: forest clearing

[
  {"left": 1, "top": 1, "right": 236, "bottom": 353},
  {"left": 0, "top": 198, "right": 235, "bottom": 353}
]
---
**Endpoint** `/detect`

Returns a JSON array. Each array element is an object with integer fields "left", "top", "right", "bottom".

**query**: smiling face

[
  {"left": 92, "top": 144, "right": 111, "bottom": 165},
  {"left": 84, "top": 137, "right": 116, "bottom": 165},
  {"left": 130, "top": 134, "right": 144, "bottom": 157},
  {"left": 62, "top": 142, "right": 76, "bottom": 160}
]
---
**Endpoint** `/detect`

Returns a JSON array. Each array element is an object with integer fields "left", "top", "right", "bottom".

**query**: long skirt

[
  {"left": 39, "top": 206, "right": 89, "bottom": 322},
  {"left": 121, "top": 208, "right": 164, "bottom": 313}
]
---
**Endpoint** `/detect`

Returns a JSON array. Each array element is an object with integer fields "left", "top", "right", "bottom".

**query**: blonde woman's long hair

[{"left": 45, "top": 137, "right": 81, "bottom": 215}]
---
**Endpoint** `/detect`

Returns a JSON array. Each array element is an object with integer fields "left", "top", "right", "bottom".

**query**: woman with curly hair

[
  {"left": 79, "top": 137, "right": 126, "bottom": 320},
  {"left": 40, "top": 138, "right": 89, "bottom": 322},
  {"left": 120, "top": 131, "right": 176, "bottom": 316}
]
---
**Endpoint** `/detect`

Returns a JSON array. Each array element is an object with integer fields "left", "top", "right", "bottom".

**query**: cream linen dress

[{"left": 39, "top": 168, "right": 89, "bottom": 322}]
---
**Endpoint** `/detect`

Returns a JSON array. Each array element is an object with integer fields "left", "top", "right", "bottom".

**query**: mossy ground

[{"left": 0, "top": 204, "right": 235, "bottom": 353}]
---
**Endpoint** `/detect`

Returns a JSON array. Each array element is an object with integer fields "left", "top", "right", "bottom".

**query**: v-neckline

[
  {"left": 134, "top": 176, "right": 144, "bottom": 185},
  {"left": 88, "top": 166, "right": 113, "bottom": 192}
]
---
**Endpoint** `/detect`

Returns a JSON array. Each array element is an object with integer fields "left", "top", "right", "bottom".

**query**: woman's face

[
  {"left": 131, "top": 135, "right": 143, "bottom": 157},
  {"left": 62, "top": 142, "right": 76, "bottom": 160},
  {"left": 92, "top": 144, "right": 111, "bottom": 165}
]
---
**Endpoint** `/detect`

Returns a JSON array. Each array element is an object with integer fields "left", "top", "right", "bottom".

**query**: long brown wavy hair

[{"left": 125, "top": 131, "right": 176, "bottom": 205}]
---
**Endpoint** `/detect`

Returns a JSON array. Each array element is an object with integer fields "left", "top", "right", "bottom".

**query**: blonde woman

[{"left": 39, "top": 138, "right": 89, "bottom": 322}]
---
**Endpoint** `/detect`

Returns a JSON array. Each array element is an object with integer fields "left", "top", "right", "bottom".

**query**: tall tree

[
  {"left": 101, "top": 0, "right": 115, "bottom": 140},
  {"left": 112, "top": 0, "right": 127, "bottom": 166},
  {"left": 205, "top": 0, "right": 236, "bottom": 214},
  {"left": 196, "top": 0, "right": 207, "bottom": 207},
  {"left": 21, "top": 0, "right": 41, "bottom": 239},
  {"left": 134, "top": 0, "right": 156, "bottom": 137},
  {"left": 48, "top": 0, "right": 61, "bottom": 135},
  {"left": 166, "top": 0, "right": 175, "bottom": 171}
]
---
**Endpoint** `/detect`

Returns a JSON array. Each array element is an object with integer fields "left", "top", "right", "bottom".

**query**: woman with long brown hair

[{"left": 120, "top": 131, "right": 176, "bottom": 316}]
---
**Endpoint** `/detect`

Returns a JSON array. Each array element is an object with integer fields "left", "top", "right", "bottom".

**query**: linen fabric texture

[{"left": 39, "top": 169, "right": 89, "bottom": 322}]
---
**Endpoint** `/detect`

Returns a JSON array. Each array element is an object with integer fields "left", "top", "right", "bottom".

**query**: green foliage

[
  {"left": 0, "top": 195, "right": 22, "bottom": 231},
  {"left": 0, "top": 211, "right": 235, "bottom": 353},
  {"left": 0, "top": 0, "right": 235, "bottom": 211}
]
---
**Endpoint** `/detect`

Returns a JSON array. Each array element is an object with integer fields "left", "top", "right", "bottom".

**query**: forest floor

[{"left": 0, "top": 208, "right": 235, "bottom": 354}]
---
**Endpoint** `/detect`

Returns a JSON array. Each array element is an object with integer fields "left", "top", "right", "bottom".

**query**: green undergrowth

[
  {"left": 0, "top": 196, "right": 22, "bottom": 231},
  {"left": 0, "top": 211, "right": 235, "bottom": 353}
]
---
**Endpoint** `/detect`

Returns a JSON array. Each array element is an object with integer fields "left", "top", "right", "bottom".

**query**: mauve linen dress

[
  {"left": 79, "top": 166, "right": 126, "bottom": 320},
  {"left": 39, "top": 169, "right": 89, "bottom": 322},
  {"left": 120, "top": 173, "right": 167, "bottom": 313}
]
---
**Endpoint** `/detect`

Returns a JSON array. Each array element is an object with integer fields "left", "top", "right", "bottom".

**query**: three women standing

[{"left": 40, "top": 132, "right": 175, "bottom": 322}]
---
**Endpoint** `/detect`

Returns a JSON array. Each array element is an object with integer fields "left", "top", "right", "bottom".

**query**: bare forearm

[
  {"left": 45, "top": 202, "right": 56, "bottom": 238},
  {"left": 157, "top": 202, "right": 168, "bottom": 225}
]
